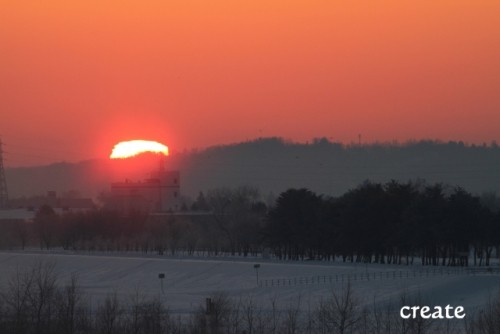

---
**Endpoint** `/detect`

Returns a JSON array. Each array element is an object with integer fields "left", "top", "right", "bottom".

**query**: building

[
  {"left": 0, "top": 191, "right": 95, "bottom": 248},
  {"left": 9, "top": 191, "right": 96, "bottom": 213},
  {"left": 110, "top": 170, "right": 180, "bottom": 213}
]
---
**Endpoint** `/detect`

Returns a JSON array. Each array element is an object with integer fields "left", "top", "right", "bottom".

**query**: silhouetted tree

[
  {"left": 35, "top": 205, "right": 59, "bottom": 250},
  {"left": 266, "top": 188, "right": 323, "bottom": 260},
  {"left": 206, "top": 186, "right": 263, "bottom": 256}
]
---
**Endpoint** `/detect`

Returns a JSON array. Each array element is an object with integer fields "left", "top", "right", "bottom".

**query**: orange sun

[{"left": 110, "top": 140, "right": 169, "bottom": 159}]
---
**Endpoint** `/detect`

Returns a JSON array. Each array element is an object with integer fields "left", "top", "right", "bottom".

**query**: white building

[{"left": 110, "top": 170, "right": 180, "bottom": 213}]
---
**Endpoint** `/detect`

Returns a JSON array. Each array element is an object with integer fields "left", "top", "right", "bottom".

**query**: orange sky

[{"left": 1, "top": 0, "right": 499, "bottom": 166}]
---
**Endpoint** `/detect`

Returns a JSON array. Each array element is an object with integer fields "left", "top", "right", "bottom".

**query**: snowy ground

[{"left": 0, "top": 251, "right": 499, "bottom": 317}]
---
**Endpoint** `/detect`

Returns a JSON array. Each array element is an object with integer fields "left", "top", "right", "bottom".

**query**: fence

[{"left": 258, "top": 267, "right": 500, "bottom": 287}]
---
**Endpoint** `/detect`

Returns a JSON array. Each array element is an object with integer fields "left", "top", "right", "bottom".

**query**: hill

[{"left": 5, "top": 138, "right": 500, "bottom": 200}]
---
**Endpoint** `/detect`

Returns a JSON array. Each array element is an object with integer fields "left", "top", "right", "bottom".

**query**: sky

[{"left": 1, "top": 0, "right": 499, "bottom": 166}]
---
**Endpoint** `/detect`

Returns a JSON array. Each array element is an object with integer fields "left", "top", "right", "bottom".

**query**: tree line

[
  {"left": 1, "top": 181, "right": 499, "bottom": 267},
  {"left": 0, "top": 261, "right": 499, "bottom": 334},
  {"left": 266, "top": 181, "right": 500, "bottom": 266},
  {"left": 8, "top": 138, "right": 500, "bottom": 205}
]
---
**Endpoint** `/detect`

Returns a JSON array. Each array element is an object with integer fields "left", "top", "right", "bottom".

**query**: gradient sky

[{"left": 1, "top": 0, "right": 499, "bottom": 166}]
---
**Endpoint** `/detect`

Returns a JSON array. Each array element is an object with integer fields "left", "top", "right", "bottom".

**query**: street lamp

[
  {"left": 253, "top": 264, "right": 261, "bottom": 286},
  {"left": 158, "top": 273, "right": 165, "bottom": 294}
]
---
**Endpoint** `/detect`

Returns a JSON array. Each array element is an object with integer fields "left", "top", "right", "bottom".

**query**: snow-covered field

[{"left": 0, "top": 251, "right": 499, "bottom": 316}]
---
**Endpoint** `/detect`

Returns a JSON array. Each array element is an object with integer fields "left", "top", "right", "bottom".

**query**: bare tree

[
  {"left": 124, "top": 289, "right": 170, "bottom": 334},
  {"left": 0, "top": 292, "right": 6, "bottom": 333},
  {"left": 96, "top": 293, "right": 124, "bottom": 334},
  {"left": 282, "top": 296, "right": 302, "bottom": 334},
  {"left": 1, "top": 267, "right": 34, "bottom": 334},
  {"left": 16, "top": 221, "right": 29, "bottom": 250},
  {"left": 206, "top": 186, "right": 262, "bottom": 256},
  {"left": 34, "top": 205, "right": 59, "bottom": 250},
  {"left": 316, "top": 281, "right": 359, "bottom": 334},
  {"left": 466, "top": 292, "right": 500, "bottom": 334},
  {"left": 267, "top": 295, "right": 281, "bottom": 334},
  {"left": 393, "top": 292, "right": 434, "bottom": 334},
  {"left": 242, "top": 296, "right": 258, "bottom": 334},
  {"left": 28, "top": 261, "right": 59, "bottom": 334},
  {"left": 226, "top": 297, "right": 242, "bottom": 334},
  {"left": 356, "top": 297, "right": 395, "bottom": 334},
  {"left": 55, "top": 273, "right": 91, "bottom": 334},
  {"left": 1, "top": 261, "right": 59, "bottom": 334},
  {"left": 207, "top": 292, "right": 232, "bottom": 334}
]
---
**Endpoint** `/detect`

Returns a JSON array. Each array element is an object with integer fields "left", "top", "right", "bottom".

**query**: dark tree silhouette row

[
  {"left": 266, "top": 181, "right": 500, "bottom": 266},
  {"left": 1, "top": 182, "right": 499, "bottom": 267}
]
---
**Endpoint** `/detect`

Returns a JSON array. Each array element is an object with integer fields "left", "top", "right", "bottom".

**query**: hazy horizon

[
  {"left": 2, "top": 1, "right": 500, "bottom": 166},
  {"left": 3, "top": 136, "right": 499, "bottom": 169},
  {"left": 4, "top": 138, "right": 500, "bottom": 200}
]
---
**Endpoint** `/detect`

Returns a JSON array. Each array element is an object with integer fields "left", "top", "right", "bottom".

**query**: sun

[{"left": 110, "top": 140, "right": 169, "bottom": 159}]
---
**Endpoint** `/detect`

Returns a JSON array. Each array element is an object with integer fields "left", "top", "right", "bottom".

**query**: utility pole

[
  {"left": 254, "top": 264, "right": 261, "bottom": 286},
  {"left": 157, "top": 155, "right": 165, "bottom": 212},
  {"left": 0, "top": 138, "right": 8, "bottom": 209},
  {"left": 158, "top": 273, "right": 165, "bottom": 294}
]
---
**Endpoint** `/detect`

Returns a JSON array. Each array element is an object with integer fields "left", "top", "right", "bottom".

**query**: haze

[{"left": 1, "top": 0, "right": 499, "bottom": 166}]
